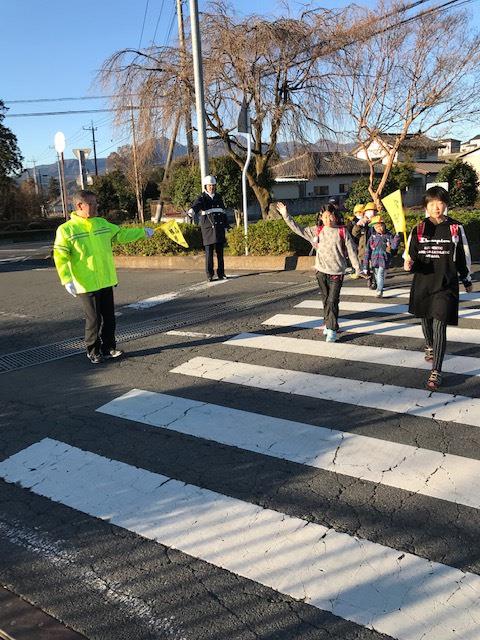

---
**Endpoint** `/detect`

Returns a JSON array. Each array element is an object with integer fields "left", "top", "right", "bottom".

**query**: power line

[
  {"left": 165, "top": 4, "right": 177, "bottom": 44},
  {"left": 4, "top": 95, "right": 126, "bottom": 104},
  {"left": 138, "top": 0, "right": 150, "bottom": 49},
  {"left": 152, "top": 0, "right": 167, "bottom": 43}
]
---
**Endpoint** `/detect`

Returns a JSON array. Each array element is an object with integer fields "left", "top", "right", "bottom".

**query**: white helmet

[{"left": 203, "top": 175, "right": 217, "bottom": 186}]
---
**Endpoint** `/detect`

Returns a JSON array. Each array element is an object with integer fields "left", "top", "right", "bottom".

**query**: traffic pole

[{"left": 188, "top": 0, "right": 209, "bottom": 181}]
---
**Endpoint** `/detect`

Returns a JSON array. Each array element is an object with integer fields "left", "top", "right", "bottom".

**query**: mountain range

[{"left": 20, "top": 137, "right": 355, "bottom": 182}]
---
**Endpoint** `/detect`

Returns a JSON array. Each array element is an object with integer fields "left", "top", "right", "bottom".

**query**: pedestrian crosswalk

[{"left": 1, "top": 280, "right": 480, "bottom": 640}]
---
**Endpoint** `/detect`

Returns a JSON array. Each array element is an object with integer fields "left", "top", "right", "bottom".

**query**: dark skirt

[{"left": 409, "top": 274, "right": 459, "bottom": 325}]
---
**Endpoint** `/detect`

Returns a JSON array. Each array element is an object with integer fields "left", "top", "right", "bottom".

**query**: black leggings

[{"left": 421, "top": 317, "right": 447, "bottom": 372}]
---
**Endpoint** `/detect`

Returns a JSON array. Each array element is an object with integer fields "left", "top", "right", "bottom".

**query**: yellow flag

[
  {"left": 381, "top": 189, "right": 408, "bottom": 256},
  {"left": 160, "top": 220, "right": 189, "bottom": 248},
  {"left": 381, "top": 190, "right": 406, "bottom": 233}
]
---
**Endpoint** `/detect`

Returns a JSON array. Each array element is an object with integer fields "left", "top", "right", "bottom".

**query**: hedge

[{"left": 111, "top": 210, "right": 480, "bottom": 257}]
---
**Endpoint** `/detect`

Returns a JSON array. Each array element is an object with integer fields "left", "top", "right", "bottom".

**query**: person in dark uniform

[
  {"left": 189, "top": 175, "right": 230, "bottom": 281},
  {"left": 405, "top": 186, "right": 472, "bottom": 391}
]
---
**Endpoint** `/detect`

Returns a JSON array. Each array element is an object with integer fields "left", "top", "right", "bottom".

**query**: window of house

[
  {"left": 339, "top": 183, "right": 349, "bottom": 194},
  {"left": 313, "top": 185, "right": 329, "bottom": 196},
  {"left": 416, "top": 151, "right": 428, "bottom": 160}
]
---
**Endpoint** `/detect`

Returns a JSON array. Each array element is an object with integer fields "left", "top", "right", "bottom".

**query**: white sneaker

[
  {"left": 325, "top": 329, "right": 337, "bottom": 343},
  {"left": 103, "top": 349, "right": 124, "bottom": 359},
  {"left": 376, "top": 290, "right": 383, "bottom": 297}
]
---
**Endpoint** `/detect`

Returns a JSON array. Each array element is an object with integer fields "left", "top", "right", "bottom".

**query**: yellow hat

[
  {"left": 364, "top": 202, "right": 377, "bottom": 211},
  {"left": 368, "top": 215, "right": 384, "bottom": 227},
  {"left": 353, "top": 204, "right": 365, "bottom": 214}
]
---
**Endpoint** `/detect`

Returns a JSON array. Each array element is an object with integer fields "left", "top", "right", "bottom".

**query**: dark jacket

[
  {"left": 408, "top": 217, "right": 471, "bottom": 325},
  {"left": 351, "top": 222, "right": 372, "bottom": 262},
  {"left": 191, "top": 192, "right": 229, "bottom": 246}
]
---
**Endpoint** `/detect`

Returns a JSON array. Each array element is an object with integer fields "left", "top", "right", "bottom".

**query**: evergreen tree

[{"left": 436, "top": 159, "right": 479, "bottom": 207}]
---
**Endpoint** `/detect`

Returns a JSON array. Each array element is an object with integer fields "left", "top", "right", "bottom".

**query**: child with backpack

[
  {"left": 362, "top": 216, "right": 400, "bottom": 297},
  {"left": 276, "top": 202, "right": 362, "bottom": 343},
  {"left": 404, "top": 186, "right": 472, "bottom": 391}
]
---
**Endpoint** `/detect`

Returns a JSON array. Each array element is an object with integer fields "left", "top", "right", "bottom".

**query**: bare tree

[
  {"left": 329, "top": 0, "right": 480, "bottom": 206},
  {"left": 98, "top": 3, "right": 357, "bottom": 218}
]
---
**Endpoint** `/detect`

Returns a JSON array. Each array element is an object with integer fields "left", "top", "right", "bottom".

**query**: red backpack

[{"left": 317, "top": 225, "right": 347, "bottom": 257}]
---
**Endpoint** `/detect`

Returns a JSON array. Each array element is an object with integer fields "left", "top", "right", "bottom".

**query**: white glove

[
  {"left": 65, "top": 282, "right": 77, "bottom": 297},
  {"left": 144, "top": 227, "right": 154, "bottom": 238}
]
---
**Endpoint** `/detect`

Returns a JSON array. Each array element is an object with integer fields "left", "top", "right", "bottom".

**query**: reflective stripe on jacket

[{"left": 53, "top": 212, "right": 145, "bottom": 293}]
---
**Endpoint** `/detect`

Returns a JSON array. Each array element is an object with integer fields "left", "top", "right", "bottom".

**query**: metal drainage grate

[{"left": 0, "top": 281, "right": 316, "bottom": 374}]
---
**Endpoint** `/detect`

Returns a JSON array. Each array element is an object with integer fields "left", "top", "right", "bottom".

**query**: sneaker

[
  {"left": 102, "top": 349, "right": 124, "bottom": 359},
  {"left": 376, "top": 290, "right": 383, "bottom": 297},
  {"left": 217, "top": 274, "right": 227, "bottom": 280},
  {"left": 207, "top": 276, "right": 214, "bottom": 282},
  {"left": 325, "top": 329, "right": 337, "bottom": 343},
  {"left": 87, "top": 353, "right": 103, "bottom": 364},
  {"left": 322, "top": 326, "right": 328, "bottom": 336}
]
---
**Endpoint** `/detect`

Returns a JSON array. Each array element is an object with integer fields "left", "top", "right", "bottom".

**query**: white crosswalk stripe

[
  {"left": 296, "top": 299, "right": 480, "bottom": 320},
  {"left": 171, "top": 356, "right": 480, "bottom": 427},
  {"left": 341, "top": 286, "right": 480, "bottom": 302},
  {"left": 263, "top": 313, "right": 480, "bottom": 344},
  {"left": 3, "top": 279, "right": 480, "bottom": 640},
  {"left": 1, "top": 438, "right": 480, "bottom": 640},
  {"left": 97, "top": 389, "right": 480, "bottom": 509},
  {"left": 224, "top": 331, "right": 480, "bottom": 376}
]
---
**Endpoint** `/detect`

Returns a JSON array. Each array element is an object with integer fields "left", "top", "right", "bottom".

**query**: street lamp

[{"left": 54, "top": 132, "right": 68, "bottom": 220}]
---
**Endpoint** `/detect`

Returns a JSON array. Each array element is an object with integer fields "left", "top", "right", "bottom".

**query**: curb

[{"left": 114, "top": 254, "right": 316, "bottom": 271}]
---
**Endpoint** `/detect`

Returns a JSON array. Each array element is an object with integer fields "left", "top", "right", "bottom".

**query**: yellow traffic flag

[
  {"left": 160, "top": 220, "right": 189, "bottom": 248},
  {"left": 381, "top": 189, "right": 408, "bottom": 255}
]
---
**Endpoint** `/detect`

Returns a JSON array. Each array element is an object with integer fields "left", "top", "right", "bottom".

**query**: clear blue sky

[
  {"left": 1, "top": 0, "right": 477, "bottom": 171},
  {"left": 1, "top": 0, "right": 292, "bottom": 169}
]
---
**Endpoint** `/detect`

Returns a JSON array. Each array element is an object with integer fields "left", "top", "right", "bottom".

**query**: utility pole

[
  {"left": 83, "top": 121, "right": 98, "bottom": 176},
  {"left": 130, "top": 105, "right": 144, "bottom": 223},
  {"left": 177, "top": 0, "right": 194, "bottom": 158},
  {"left": 189, "top": 0, "right": 209, "bottom": 181},
  {"left": 72, "top": 148, "right": 91, "bottom": 190},
  {"left": 152, "top": 113, "right": 181, "bottom": 223},
  {"left": 29, "top": 159, "right": 39, "bottom": 196}
]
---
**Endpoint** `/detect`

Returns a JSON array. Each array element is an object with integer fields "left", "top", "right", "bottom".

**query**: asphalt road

[{"left": 1, "top": 257, "right": 480, "bottom": 640}]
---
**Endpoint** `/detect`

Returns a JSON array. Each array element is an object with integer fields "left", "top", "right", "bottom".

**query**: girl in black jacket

[{"left": 405, "top": 186, "right": 472, "bottom": 391}]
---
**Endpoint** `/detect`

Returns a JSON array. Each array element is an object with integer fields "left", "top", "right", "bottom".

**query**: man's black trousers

[
  {"left": 204, "top": 242, "right": 225, "bottom": 278},
  {"left": 78, "top": 286, "right": 116, "bottom": 356}
]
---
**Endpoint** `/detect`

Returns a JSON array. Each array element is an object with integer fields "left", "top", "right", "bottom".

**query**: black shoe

[
  {"left": 217, "top": 274, "right": 227, "bottom": 280},
  {"left": 207, "top": 276, "right": 214, "bottom": 282},
  {"left": 102, "top": 349, "right": 123, "bottom": 359},
  {"left": 87, "top": 353, "right": 103, "bottom": 364}
]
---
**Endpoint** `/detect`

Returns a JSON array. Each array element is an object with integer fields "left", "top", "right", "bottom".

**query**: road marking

[
  {"left": 0, "top": 517, "right": 186, "bottom": 639},
  {"left": 171, "top": 356, "right": 480, "bottom": 427},
  {"left": 0, "top": 311, "right": 31, "bottom": 320},
  {"left": 126, "top": 278, "right": 230, "bottom": 309},
  {"left": 340, "top": 286, "right": 480, "bottom": 302},
  {"left": 296, "top": 300, "right": 480, "bottom": 320},
  {"left": 165, "top": 330, "right": 216, "bottom": 338},
  {"left": 1, "top": 438, "right": 480, "bottom": 640},
  {"left": 263, "top": 313, "right": 480, "bottom": 345},
  {"left": 225, "top": 332, "right": 480, "bottom": 377},
  {"left": 98, "top": 389, "right": 480, "bottom": 508}
]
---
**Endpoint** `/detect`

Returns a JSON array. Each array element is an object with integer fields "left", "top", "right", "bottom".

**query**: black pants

[
  {"left": 316, "top": 272, "right": 343, "bottom": 331},
  {"left": 79, "top": 287, "right": 116, "bottom": 356},
  {"left": 204, "top": 243, "right": 225, "bottom": 278},
  {"left": 421, "top": 317, "right": 447, "bottom": 372}
]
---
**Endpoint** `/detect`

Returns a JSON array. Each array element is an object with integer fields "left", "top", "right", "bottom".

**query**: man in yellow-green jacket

[{"left": 53, "top": 190, "right": 154, "bottom": 364}]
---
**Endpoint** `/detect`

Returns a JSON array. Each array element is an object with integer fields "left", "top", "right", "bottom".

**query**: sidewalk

[
  {"left": 114, "top": 254, "right": 315, "bottom": 271},
  {"left": 0, "top": 587, "right": 85, "bottom": 640}
]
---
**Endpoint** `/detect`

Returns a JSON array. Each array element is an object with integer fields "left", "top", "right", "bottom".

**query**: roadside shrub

[
  {"left": 112, "top": 222, "right": 203, "bottom": 256},
  {"left": 110, "top": 210, "right": 479, "bottom": 257}
]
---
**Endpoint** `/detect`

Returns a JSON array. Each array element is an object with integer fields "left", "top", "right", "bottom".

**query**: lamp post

[
  {"left": 54, "top": 132, "right": 68, "bottom": 220},
  {"left": 237, "top": 97, "right": 252, "bottom": 256}
]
